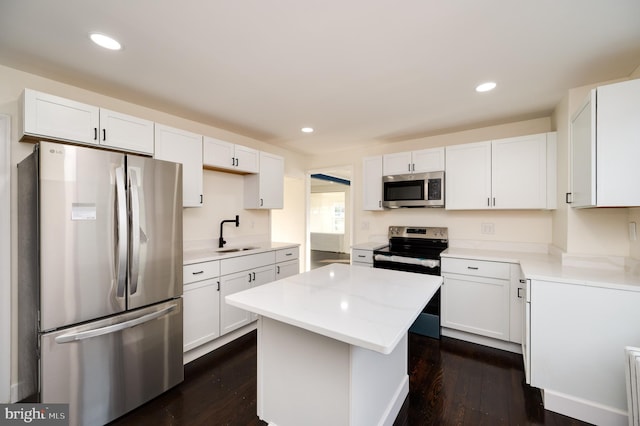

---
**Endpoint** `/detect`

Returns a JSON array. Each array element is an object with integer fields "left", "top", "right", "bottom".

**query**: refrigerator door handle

[
  {"left": 129, "top": 169, "right": 141, "bottom": 295},
  {"left": 115, "top": 166, "right": 128, "bottom": 298},
  {"left": 54, "top": 303, "right": 178, "bottom": 344}
]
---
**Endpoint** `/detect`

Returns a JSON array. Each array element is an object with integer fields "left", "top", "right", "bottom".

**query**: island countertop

[{"left": 225, "top": 263, "right": 441, "bottom": 354}]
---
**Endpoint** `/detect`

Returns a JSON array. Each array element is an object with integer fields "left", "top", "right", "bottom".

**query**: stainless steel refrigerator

[{"left": 18, "top": 141, "right": 184, "bottom": 425}]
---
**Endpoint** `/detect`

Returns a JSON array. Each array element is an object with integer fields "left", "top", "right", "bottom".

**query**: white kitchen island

[{"left": 226, "top": 263, "right": 441, "bottom": 426}]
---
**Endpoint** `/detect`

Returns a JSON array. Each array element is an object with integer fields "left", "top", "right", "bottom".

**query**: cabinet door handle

[
  {"left": 519, "top": 279, "right": 526, "bottom": 284},
  {"left": 408, "top": 164, "right": 411, "bottom": 172},
  {"left": 217, "top": 281, "right": 220, "bottom": 291},
  {"left": 260, "top": 198, "right": 264, "bottom": 207},
  {"left": 192, "top": 271, "right": 204, "bottom": 275},
  {"left": 277, "top": 266, "right": 280, "bottom": 274},
  {"left": 252, "top": 272, "right": 256, "bottom": 281},
  {"left": 566, "top": 192, "right": 572, "bottom": 204},
  {"left": 487, "top": 198, "right": 490, "bottom": 207},
  {"left": 248, "top": 273, "right": 252, "bottom": 283},
  {"left": 412, "top": 163, "right": 415, "bottom": 172},
  {"left": 94, "top": 128, "right": 98, "bottom": 140},
  {"left": 467, "top": 266, "right": 479, "bottom": 270},
  {"left": 379, "top": 200, "right": 382, "bottom": 208},
  {"left": 200, "top": 195, "right": 203, "bottom": 204},
  {"left": 517, "top": 287, "right": 523, "bottom": 298},
  {"left": 103, "top": 128, "right": 106, "bottom": 141},
  {"left": 493, "top": 197, "right": 496, "bottom": 207}
]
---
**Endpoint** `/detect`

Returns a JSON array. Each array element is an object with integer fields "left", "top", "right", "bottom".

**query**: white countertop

[
  {"left": 351, "top": 241, "right": 388, "bottom": 251},
  {"left": 442, "top": 247, "right": 640, "bottom": 291},
  {"left": 183, "top": 242, "right": 299, "bottom": 265},
  {"left": 225, "top": 263, "right": 442, "bottom": 354}
]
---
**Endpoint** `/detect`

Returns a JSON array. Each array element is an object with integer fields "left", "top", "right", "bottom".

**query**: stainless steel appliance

[
  {"left": 17, "top": 141, "right": 184, "bottom": 425},
  {"left": 382, "top": 171, "right": 444, "bottom": 208},
  {"left": 373, "top": 226, "right": 448, "bottom": 338}
]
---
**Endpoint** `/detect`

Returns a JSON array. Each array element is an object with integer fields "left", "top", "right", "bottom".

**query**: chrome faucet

[{"left": 219, "top": 215, "right": 239, "bottom": 248}]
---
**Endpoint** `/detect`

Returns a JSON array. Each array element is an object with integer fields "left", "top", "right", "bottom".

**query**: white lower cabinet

[
  {"left": 219, "top": 270, "right": 253, "bottom": 335},
  {"left": 528, "top": 278, "right": 640, "bottom": 425},
  {"left": 351, "top": 248, "right": 374, "bottom": 268},
  {"left": 183, "top": 279, "right": 220, "bottom": 351},
  {"left": 275, "top": 246, "right": 300, "bottom": 279},
  {"left": 276, "top": 259, "right": 299, "bottom": 279},
  {"left": 441, "top": 257, "right": 517, "bottom": 343},
  {"left": 184, "top": 246, "right": 298, "bottom": 352},
  {"left": 183, "top": 260, "right": 221, "bottom": 352}
]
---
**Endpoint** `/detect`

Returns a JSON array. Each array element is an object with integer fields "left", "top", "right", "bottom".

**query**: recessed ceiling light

[
  {"left": 476, "top": 82, "right": 497, "bottom": 93},
  {"left": 301, "top": 127, "right": 314, "bottom": 133},
  {"left": 90, "top": 33, "right": 122, "bottom": 50}
]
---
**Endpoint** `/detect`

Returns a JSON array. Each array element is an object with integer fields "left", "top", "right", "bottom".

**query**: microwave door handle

[
  {"left": 115, "top": 166, "right": 127, "bottom": 298},
  {"left": 129, "top": 169, "right": 141, "bottom": 295}
]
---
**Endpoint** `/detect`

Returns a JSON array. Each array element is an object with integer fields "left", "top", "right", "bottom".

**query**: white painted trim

[
  {"left": 183, "top": 322, "right": 257, "bottom": 365},
  {"left": 543, "top": 388, "right": 628, "bottom": 426},
  {"left": 441, "top": 327, "right": 522, "bottom": 354},
  {"left": 0, "top": 114, "right": 10, "bottom": 403}
]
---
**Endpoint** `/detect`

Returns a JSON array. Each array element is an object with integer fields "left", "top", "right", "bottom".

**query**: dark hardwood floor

[{"left": 111, "top": 331, "right": 591, "bottom": 426}]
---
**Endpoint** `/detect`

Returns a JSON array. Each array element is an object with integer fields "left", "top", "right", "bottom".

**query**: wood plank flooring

[{"left": 111, "top": 330, "right": 592, "bottom": 426}]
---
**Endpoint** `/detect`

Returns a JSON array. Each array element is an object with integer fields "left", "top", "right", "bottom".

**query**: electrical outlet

[{"left": 481, "top": 223, "right": 495, "bottom": 235}]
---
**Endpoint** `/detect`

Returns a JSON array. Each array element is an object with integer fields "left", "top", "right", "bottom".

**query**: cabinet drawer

[
  {"left": 221, "top": 251, "right": 276, "bottom": 276},
  {"left": 275, "top": 246, "right": 299, "bottom": 263},
  {"left": 441, "top": 257, "right": 510, "bottom": 279},
  {"left": 351, "top": 249, "right": 374, "bottom": 264},
  {"left": 184, "top": 260, "right": 220, "bottom": 285}
]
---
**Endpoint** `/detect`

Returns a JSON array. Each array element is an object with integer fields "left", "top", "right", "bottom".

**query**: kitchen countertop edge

[
  {"left": 442, "top": 247, "right": 640, "bottom": 291},
  {"left": 184, "top": 242, "right": 299, "bottom": 265}
]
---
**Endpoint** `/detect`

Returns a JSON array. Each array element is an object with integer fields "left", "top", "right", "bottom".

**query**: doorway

[{"left": 306, "top": 167, "right": 353, "bottom": 270}]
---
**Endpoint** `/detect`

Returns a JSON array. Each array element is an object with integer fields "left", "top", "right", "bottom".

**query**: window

[{"left": 310, "top": 192, "right": 345, "bottom": 234}]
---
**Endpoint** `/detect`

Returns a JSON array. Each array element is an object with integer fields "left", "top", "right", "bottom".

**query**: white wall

[
  {"left": 308, "top": 118, "right": 555, "bottom": 246},
  {"left": 272, "top": 176, "right": 307, "bottom": 270}
]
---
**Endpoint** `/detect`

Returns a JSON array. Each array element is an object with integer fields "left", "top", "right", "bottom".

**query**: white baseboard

[
  {"left": 381, "top": 375, "right": 408, "bottom": 426},
  {"left": 183, "top": 322, "right": 257, "bottom": 365},
  {"left": 441, "top": 328, "right": 522, "bottom": 354},
  {"left": 543, "top": 388, "right": 628, "bottom": 426}
]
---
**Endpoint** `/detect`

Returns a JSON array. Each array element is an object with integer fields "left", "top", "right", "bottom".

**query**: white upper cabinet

[
  {"left": 203, "top": 136, "right": 259, "bottom": 173},
  {"left": 154, "top": 124, "right": 203, "bottom": 207},
  {"left": 98, "top": 109, "right": 154, "bottom": 154},
  {"left": 492, "top": 134, "right": 550, "bottom": 209},
  {"left": 362, "top": 156, "right": 383, "bottom": 211},
  {"left": 445, "top": 133, "right": 555, "bottom": 210},
  {"left": 382, "top": 147, "right": 445, "bottom": 175},
  {"left": 445, "top": 141, "right": 492, "bottom": 210},
  {"left": 570, "top": 78, "right": 640, "bottom": 207},
  {"left": 21, "top": 89, "right": 100, "bottom": 145},
  {"left": 244, "top": 151, "right": 284, "bottom": 209},
  {"left": 21, "top": 89, "right": 154, "bottom": 155}
]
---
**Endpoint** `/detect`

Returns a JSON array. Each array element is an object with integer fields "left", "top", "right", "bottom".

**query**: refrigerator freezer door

[
  {"left": 40, "top": 298, "right": 184, "bottom": 426},
  {"left": 38, "top": 142, "right": 126, "bottom": 331},
  {"left": 127, "top": 155, "right": 183, "bottom": 310}
]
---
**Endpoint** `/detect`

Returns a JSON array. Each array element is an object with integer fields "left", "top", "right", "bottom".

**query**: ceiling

[{"left": 1, "top": 1, "right": 639, "bottom": 156}]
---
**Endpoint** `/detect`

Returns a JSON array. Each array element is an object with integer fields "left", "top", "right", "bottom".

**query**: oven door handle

[{"left": 374, "top": 254, "right": 440, "bottom": 268}]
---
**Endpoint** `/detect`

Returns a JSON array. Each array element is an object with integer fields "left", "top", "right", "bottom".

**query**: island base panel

[{"left": 257, "top": 316, "right": 408, "bottom": 426}]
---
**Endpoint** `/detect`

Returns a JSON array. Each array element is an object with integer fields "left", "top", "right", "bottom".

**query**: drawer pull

[
  {"left": 285, "top": 253, "right": 292, "bottom": 256},
  {"left": 192, "top": 271, "right": 204, "bottom": 275},
  {"left": 467, "top": 266, "right": 479, "bottom": 270},
  {"left": 358, "top": 254, "right": 366, "bottom": 258},
  {"left": 517, "top": 287, "right": 523, "bottom": 298}
]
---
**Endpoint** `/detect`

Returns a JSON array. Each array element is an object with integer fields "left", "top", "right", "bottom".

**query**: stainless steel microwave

[{"left": 382, "top": 171, "right": 445, "bottom": 208}]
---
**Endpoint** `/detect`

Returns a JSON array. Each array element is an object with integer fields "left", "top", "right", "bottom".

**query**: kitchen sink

[{"left": 216, "top": 246, "right": 258, "bottom": 253}]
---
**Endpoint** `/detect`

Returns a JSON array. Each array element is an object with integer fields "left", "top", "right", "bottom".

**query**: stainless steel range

[{"left": 373, "top": 226, "right": 448, "bottom": 338}]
